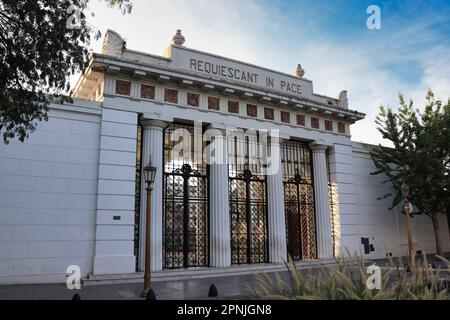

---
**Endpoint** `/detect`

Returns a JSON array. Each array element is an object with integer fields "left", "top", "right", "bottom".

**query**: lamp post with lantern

[
  {"left": 400, "top": 181, "right": 414, "bottom": 267},
  {"left": 142, "top": 161, "right": 157, "bottom": 299}
]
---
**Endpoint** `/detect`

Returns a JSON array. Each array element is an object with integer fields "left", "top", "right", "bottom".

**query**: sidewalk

[
  {"left": 0, "top": 259, "right": 339, "bottom": 300},
  {"left": 0, "top": 270, "right": 286, "bottom": 300},
  {"left": 1, "top": 254, "right": 447, "bottom": 300}
]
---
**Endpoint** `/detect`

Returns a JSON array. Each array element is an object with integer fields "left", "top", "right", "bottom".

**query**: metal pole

[
  {"left": 182, "top": 172, "right": 190, "bottom": 268},
  {"left": 142, "top": 184, "right": 153, "bottom": 296},
  {"left": 403, "top": 197, "right": 413, "bottom": 266}
]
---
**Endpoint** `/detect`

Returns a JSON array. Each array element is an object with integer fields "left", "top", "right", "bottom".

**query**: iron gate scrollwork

[
  {"left": 134, "top": 125, "right": 143, "bottom": 270},
  {"left": 163, "top": 124, "right": 209, "bottom": 269},
  {"left": 229, "top": 135, "right": 268, "bottom": 264},
  {"left": 282, "top": 140, "right": 317, "bottom": 260}
]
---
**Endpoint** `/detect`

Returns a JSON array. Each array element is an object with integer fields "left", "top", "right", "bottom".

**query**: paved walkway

[
  {"left": 1, "top": 254, "right": 447, "bottom": 300},
  {"left": 0, "top": 270, "right": 288, "bottom": 300}
]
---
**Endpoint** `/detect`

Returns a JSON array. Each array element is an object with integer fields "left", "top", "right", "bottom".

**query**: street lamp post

[
  {"left": 142, "top": 161, "right": 157, "bottom": 299},
  {"left": 400, "top": 181, "right": 414, "bottom": 267}
]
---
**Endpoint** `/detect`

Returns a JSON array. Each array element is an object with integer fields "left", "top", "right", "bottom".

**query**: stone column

[
  {"left": 309, "top": 141, "right": 334, "bottom": 259},
  {"left": 139, "top": 120, "right": 166, "bottom": 271},
  {"left": 267, "top": 137, "right": 287, "bottom": 263},
  {"left": 208, "top": 129, "right": 231, "bottom": 267}
]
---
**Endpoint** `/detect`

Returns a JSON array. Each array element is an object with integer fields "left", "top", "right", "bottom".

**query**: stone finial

[
  {"left": 172, "top": 29, "right": 185, "bottom": 46},
  {"left": 338, "top": 90, "right": 348, "bottom": 109},
  {"left": 295, "top": 64, "right": 305, "bottom": 78},
  {"left": 102, "top": 29, "right": 125, "bottom": 57}
]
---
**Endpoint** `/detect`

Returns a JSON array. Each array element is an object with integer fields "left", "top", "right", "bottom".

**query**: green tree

[
  {"left": 371, "top": 90, "right": 450, "bottom": 255},
  {"left": 0, "top": 0, "right": 131, "bottom": 144},
  {"left": 439, "top": 98, "right": 450, "bottom": 236}
]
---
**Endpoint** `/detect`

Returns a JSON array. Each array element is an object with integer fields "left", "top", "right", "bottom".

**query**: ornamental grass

[{"left": 249, "top": 249, "right": 449, "bottom": 300}]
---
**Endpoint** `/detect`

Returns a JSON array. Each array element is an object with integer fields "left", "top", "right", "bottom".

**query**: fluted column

[
  {"left": 310, "top": 141, "right": 333, "bottom": 259},
  {"left": 208, "top": 129, "right": 231, "bottom": 267},
  {"left": 267, "top": 137, "right": 287, "bottom": 263},
  {"left": 139, "top": 120, "right": 166, "bottom": 271}
]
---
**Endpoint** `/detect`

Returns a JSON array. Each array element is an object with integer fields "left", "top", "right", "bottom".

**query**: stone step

[{"left": 82, "top": 259, "right": 337, "bottom": 286}]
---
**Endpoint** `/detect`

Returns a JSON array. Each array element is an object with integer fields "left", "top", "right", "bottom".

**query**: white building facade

[{"left": 0, "top": 30, "right": 448, "bottom": 284}]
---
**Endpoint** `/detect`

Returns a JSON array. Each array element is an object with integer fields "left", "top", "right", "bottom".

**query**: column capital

[
  {"left": 273, "top": 136, "right": 288, "bottom": 145},
  {"left": 268, "top": 133, "right": 288, "bottom": 143},
  {"left": 206, "top": 124, "right": 229, "bottom": 136},
  {"left": 208, "top": 122, "right": 229, "bottom": 131},
  {"left": 140, "top": 119, "right": 168, "bottom": 129},
  {"left": 278, "top": 133, "right": 290, "bottom": 141},
  {"left": 309, "top": 140, "right": 328, "bottom": 151}
]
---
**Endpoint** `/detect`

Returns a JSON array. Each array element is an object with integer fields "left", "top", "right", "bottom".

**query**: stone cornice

[{"left": 88, "top": 53, "right": 365, "bottom": 122}]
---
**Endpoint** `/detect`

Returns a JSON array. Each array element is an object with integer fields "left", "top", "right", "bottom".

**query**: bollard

[
  {"left": 404, "top": 263, "right": 411, "bottom": 273},
  {"left": 72, "top": 293, "right": 81, "bottom": 300},
  {"left": 146, "top": 289, "right": 156, "bottom": 300},
  {"left": 208, "top": 284, "right": 218, "bottom": 297}
]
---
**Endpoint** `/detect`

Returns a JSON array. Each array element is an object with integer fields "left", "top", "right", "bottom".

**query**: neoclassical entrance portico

[
  {"left": 137, "top": 119, "right": 340, "bottom": 271},
  {"left": 72, "top": 29, "right": 365, "bottom": 275}
]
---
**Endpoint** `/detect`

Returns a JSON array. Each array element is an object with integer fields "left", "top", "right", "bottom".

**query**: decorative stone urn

[
  {"left": 172, "top": 29, "right": 185, "bottom": 46},
  {"left": 295, "top": 64, "right": 305, "bottom": 78}
]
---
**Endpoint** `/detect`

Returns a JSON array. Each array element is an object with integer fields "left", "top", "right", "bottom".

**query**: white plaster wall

[
  {"left": 0, "top": 102, "right": 101, "bottom": 284},
  {"left": 93, "top": 107, "right": 137, "bottom": 274},
  {"left": 341, "top": 143, "right": 450, "bottom": 259},
  {"left": 404, "top": 209, "right": 450, "bottom": 256},
  {"left": 345, "top": 146, "right": 398, "bottom": 259}
]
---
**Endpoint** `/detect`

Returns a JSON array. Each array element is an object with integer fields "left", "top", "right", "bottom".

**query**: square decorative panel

[
  {"left": 281, "top": 111, "right": 290, "bottom": 123},
  {"left": 187, "top": 93, "right": 200, "bottom": 107},
  {"left": 325, "top": 120, "right": 333, "bottom": 131},
  {"left": 208, "top": 96, "right": 220, "bottom": 110},
  {"left": 115, "top": 80, "right": 131, "bottom": 96},
  {"left": 140, "top": 84, "right": 155, "bottom": 100},
  {"left": 338, "top": 122, "right": 346, "bottom": 134},
  {"left": 296, "top": 114, "right": 305, "bottom": 126},
  {"left": 264, "top": 108, "right": 274, "bottom": 120},
  {"left": 247, "top": 104, "right": 257, "bottom": 117},
  {"left": 311, "top": 117, "right": 320, "bottom": 129},
  {"left": 228, "top": 100, "right": 239, "bottom": 113},
  {"left": 164, "top": 89, "right": 178, "bottom": 103}
]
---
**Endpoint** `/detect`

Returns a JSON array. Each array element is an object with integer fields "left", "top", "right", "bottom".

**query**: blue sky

[{"left": 82, "top": 0, "right": 450, "bottom": 145}]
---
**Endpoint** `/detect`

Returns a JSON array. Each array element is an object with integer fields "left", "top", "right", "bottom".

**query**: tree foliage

[
  {"left": 0, "top": 0, "right": 131, "bottom": 144},
  {"left": 370, "top": 90, "right": 450, "bottom": 254}
]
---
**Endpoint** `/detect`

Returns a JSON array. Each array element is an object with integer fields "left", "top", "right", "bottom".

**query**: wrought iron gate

[
  {"left": 282, "top": 140, "right": 317, "bottom": 260},
  {"left": 327, "top": 150, "right": 337, "bottom": 258},
  {"left": 229, "top": 135, "right": 268, "bottom": 264},
  {"left": 134, "top": 125, "right": 142, "bottom": 270},
  {"left": 163, "top": 124, "right": 209, "bottom": 269}
]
